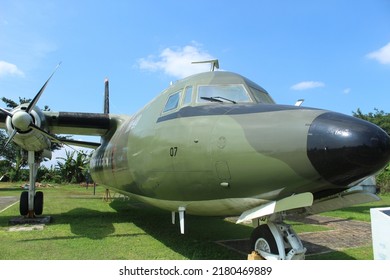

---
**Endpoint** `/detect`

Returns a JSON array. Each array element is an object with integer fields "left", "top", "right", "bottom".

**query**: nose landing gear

[
  {"left": 250, "top": 216, "right": 306, "bottom": 260},
  {"left": 18, "top": 151, "right": 45, "bottom": 218}
]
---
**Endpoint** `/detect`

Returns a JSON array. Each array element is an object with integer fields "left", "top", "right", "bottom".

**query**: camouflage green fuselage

[{"left": 89, "top": 72, "right": 390, "bottom": 216}]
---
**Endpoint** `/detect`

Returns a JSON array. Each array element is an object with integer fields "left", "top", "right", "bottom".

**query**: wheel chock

[{"left": 247, "top": 251, "right": 265, "bottom": 260}]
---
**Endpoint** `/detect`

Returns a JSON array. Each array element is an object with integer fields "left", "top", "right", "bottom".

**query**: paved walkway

[
  {"left": 292, "top": 215, "right": 372, "bottom": 255},
  {"left": 0, "top": 196, "right": 18, "bottom": 213}
]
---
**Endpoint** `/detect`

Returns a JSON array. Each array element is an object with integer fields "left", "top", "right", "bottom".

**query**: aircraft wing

[
  {"left": 43, "top": 111, "right": 111, "bottom": 136},
  {"left": 0, "top": 110, "right": 117, "bottom": 149}
]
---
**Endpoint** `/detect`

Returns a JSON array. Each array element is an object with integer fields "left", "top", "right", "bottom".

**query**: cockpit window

[
  {"left": 182, "top": 86, "right": 193, "bottom": 106},
  {"left": 197, "top": 84, "right": 252, "bottom": 104},
  {"left": 249, "top": 87, "right": 275, "bottom": 104},
  {"left": 163, "top": 90, "right": 181, "bottom": 113}
]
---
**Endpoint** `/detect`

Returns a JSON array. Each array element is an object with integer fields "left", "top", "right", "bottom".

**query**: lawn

[
  {"left": 0, "top": 184, "right": 249, "bottom": 260},
  {"left": 0, "top": 183, "right": 388, "bottom": 260}
]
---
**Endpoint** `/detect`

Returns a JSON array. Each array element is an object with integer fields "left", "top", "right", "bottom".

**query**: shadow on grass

[
  {"left": 0, "top": 199, "right": 250, "bottom": 259},
  {"left": 106, "top": 199, "right": 252, "bottom": 259}
]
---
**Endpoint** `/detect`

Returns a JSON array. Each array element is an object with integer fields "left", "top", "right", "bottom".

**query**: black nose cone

[{"left": 307, "top": 112, "right": 390, "bottom": 186}]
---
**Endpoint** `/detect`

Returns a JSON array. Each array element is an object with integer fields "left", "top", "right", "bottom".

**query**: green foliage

[
  {"left": 0, "top": 131, "right": 27, "bottom": 182},
  {"left": 376, "top": 163, "right": 390, "bottom": 194},
  {"left": 57, "top": 150, "right": 91, "bottom": 183},
  {"left": 37, "top": 166, "right": 63, "bottom": 184},
  {"left": 0, "top": 97, "right": 31, "bottom": 109},
  {"left": 353, "top": 108, "right": 390, "bottom": 135}
]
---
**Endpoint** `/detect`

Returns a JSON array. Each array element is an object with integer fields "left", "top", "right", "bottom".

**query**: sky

[{"left": 1, "top": 0, "right": 390, "bottom": 166}]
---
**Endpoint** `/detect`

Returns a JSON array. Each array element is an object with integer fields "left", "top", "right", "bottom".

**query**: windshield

[{"left": 197, "top": 84, "right": 252, "bottom": 104}]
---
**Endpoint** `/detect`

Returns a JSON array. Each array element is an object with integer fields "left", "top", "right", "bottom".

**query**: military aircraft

[{"left": 1, "top": 61, "right": 389, "bottom": 260}]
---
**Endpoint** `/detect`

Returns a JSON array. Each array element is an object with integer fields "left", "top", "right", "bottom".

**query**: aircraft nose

[{"left": 307, "top": 112, "right": 390, "bottom": 186}]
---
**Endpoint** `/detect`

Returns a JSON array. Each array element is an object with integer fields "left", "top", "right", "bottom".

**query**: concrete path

[
  {"left": 294, "top": 215, "right": 372, "bottom": 255},
  {"left": 0, "top": 196, "right": 18, "bottom": 213}
]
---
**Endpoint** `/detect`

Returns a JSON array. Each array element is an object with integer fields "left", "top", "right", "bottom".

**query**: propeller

[
  {"left": 0, "top": 63, "right": 63, "bottom": 218},
  {"left": 1, "top": 62, "right": 62, "bottom": 149}
]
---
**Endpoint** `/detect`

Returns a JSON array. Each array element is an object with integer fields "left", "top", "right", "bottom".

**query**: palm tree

[{"left": 57, "top": 149, "right": 91, "bottom": 183}]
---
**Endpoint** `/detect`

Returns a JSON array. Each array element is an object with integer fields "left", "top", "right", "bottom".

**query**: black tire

[
  {"left": 34, "top": 191, "right": 44, "bottom": 215},
  {"left": 19, "top": 191, "right": 29, "bottom": 216},
  {"left": 249, "top": 224, "right": 279, "bottom": 255}
]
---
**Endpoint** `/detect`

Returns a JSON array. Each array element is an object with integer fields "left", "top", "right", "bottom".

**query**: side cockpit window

[
  {"left": 163, "top": 91, "right": 181, "bottom": 113},
  {"left": 249, "top": 87, "right": 275, "bottom": 104},
  {"left": 182, "top": 86, "right": 193, "bottom": 107}
]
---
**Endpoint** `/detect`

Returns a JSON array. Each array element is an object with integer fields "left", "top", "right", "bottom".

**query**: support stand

[{"left": 103, "top": 188, "right": 112, "bottom": 202}]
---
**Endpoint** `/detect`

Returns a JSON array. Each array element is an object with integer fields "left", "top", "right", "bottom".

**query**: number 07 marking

[{"left": 170, "top": 147, "right": 178, "bottom": 157}]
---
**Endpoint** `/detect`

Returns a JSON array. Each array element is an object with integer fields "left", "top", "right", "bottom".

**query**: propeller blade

[
  {"left": 26, "top": 62, "right": 62, "bottom": 113},
  {"left": 4, "top": 129, "right": 17, "bottom": 147},
  {"left": 30, "top": 123, "right": 61, "bottom": 143},
  {"left": 0, "top": 107, "right": 14, "bottom": 117},
  {"left": 29, "top": 123, "right": 78, "bottom": 152}
]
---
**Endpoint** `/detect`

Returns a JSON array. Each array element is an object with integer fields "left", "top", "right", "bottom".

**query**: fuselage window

[
  {"left": 249, "top": 86, "right": 275, "bottom": 104},
  {"left": 182, "top": 86, "right": 193, "bottom": 106},
  {"left": 163, "top": 91, "right": 181, "bottom": 113},
  {"left": 197, "top": 84, "right": 252, "bottom": 103}
]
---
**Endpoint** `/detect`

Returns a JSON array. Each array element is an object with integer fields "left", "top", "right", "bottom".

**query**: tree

[
  {"left": 37, "top": 165, "right": 62, "bottom": 184},
  {"left": 1, "top": 97, "right": 31, "bottom": 109},
  {"left": 0, "top": 130, "right": 26, "bottom": 181},
  {"left": 353, "top": 108, "right": 390, "bottom": 135},
  {"left": 57, "top": 150, "right": 91, "bottom": 183}
]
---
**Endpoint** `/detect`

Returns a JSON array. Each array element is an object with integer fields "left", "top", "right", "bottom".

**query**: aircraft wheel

[
  {"left": 19, "top": 191, "right": 29, "bottom": 216},
  {"left": 34, "top": 191, "right": 44, "bottom": 215},
  {"left": 250, "top": 224, "right": 279, "bottom": 256}
]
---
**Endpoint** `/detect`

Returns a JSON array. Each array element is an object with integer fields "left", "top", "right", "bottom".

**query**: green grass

[
  {"left": 307, "top": 246, "right": 374, "bottom": 260},
  {"left": 0, "top": 184, "right": 388, "bottom": 260},
  {"left": 0, "top": 184, "right": 249, "bottom": 260}
]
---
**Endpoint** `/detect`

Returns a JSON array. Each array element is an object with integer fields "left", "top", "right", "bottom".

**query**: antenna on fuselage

[
  {"left": 104, "top": 78, "right": 110, "bottom": 114},
  {"left": 191, "top": 59, "right": 219, "bottom": 71},
  {"left": 295, "top": 99, "right": 304, "bottom": 107}
]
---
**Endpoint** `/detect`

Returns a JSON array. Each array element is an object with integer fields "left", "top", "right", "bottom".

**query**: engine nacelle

[{"left": 5, "top": 104, "right": 51, "bottom": 152}]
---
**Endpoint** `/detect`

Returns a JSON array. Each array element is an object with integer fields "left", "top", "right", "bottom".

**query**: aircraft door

[{"left": 211, "top": 117, "right": 238, "bottom": 189}]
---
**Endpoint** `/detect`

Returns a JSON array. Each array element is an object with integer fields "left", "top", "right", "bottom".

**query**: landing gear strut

[
  {"left": 250, "top": 214, "right": 306, "bottom": 260},
  {"left": 19, "top": 151, "right": 44, "bottom": 217}
]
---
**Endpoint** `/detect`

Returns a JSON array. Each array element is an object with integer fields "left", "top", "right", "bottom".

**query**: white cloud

[
  {"left": 291, "top": 81, "right": 325, "bottom": 91},
  {"left": 0, "top": 61, "right": 24, "bottom": 77},
  {"left": 343, "top": 88, "right": 351, "bottom": 94},
  {"left": 138, "top": 43, "right": 216, "bottom": 79},
  {"left": 367, "top": 42, "right": 390, "bottom": 65}
]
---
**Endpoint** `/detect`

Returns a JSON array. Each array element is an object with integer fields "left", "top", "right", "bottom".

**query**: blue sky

[{"left": 1, "top": 0, "right": 390, "bottom": 165}]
